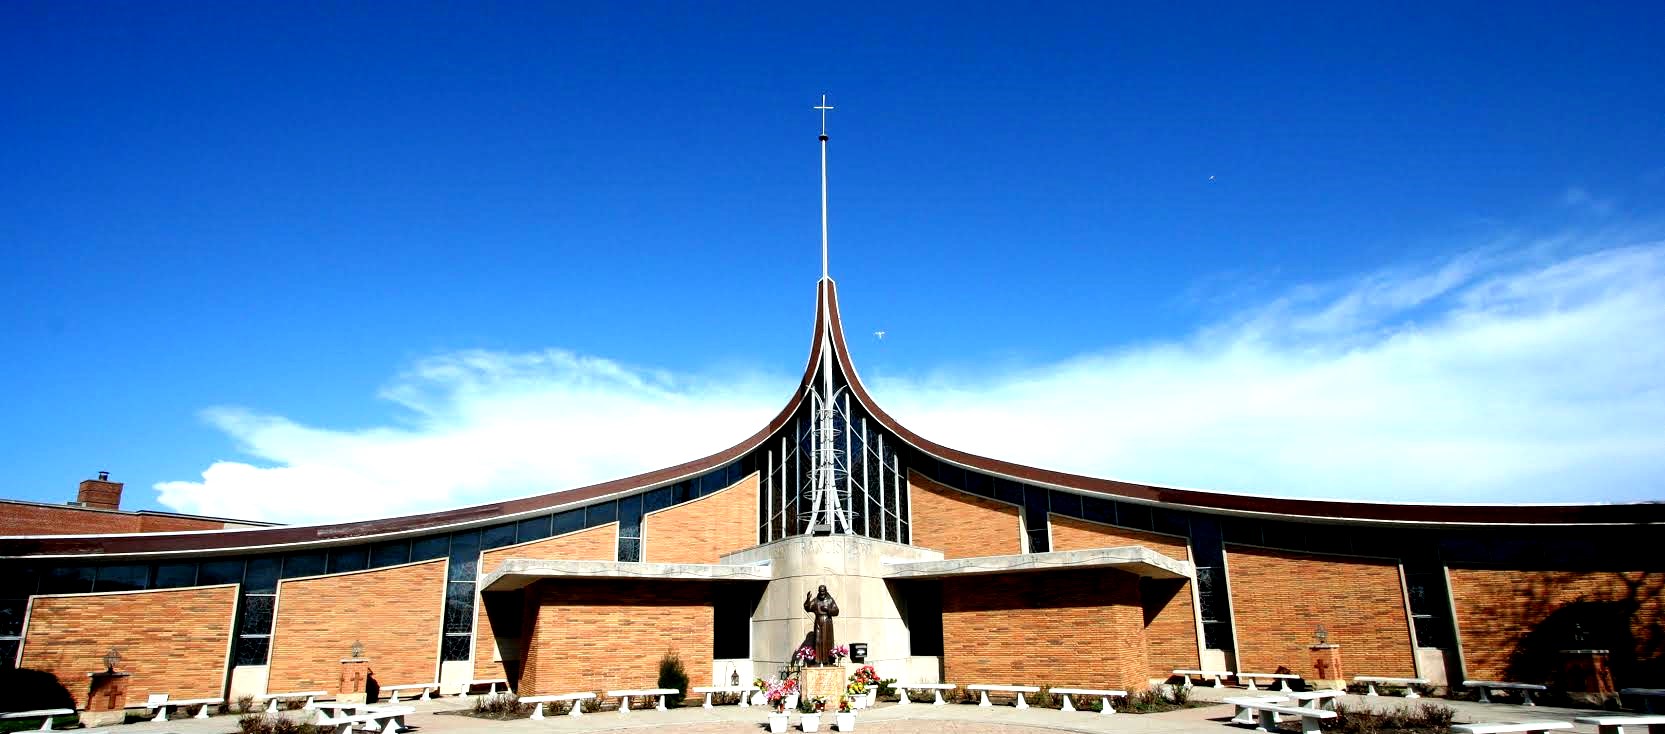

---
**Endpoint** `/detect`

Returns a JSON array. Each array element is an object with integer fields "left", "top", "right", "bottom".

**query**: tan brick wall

[
  {"left": 1049, "top": 514, "right": 1199, "bottom": 675},
  {"left": 1226, "top": 544, "right": 1416, "bottom": 679},
  {"left": 1449, "top": 569, "right": 1664, "bottom": 686},
  {"left": 518, "top": 579, "right": 714, "bottom": 696},
  {"left": 941, "top": 568, "right": 1149, "bottom": 692},
  {"left": 267, "top": 559, "right": 446, "bottom": 692},
  {"left": 644, "top": 473, "right": 759, "bottom": 564},
  {"left": 21, "top": 585, "right": 237, "bottom": 708},
  {"left": 474, "top": 523, "right": 619, "bottom": 680},
  {"left": 479, "top": 522, "right": 618, "bottom": 572},
  {"left": 907, "top": 471, "right": 1021, "bottom": 559},
  {"left": 1050, "top": 515, "right": 1190, "bottom": 560}
]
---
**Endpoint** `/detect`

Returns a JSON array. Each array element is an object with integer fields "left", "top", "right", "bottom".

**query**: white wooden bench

[
  {"left": 894, "top": 683, "right": 956, "bottom": 705},
  {"left": 690, "top": 685, "right": 759, "bottom": 709},
  {"left": 1574, "top": 714, "right": 1665, "bottom": 734},
  {"left": 1175, "top": 669, "right": 1234, "bottom": 688},
  {"left": 1239, "top": 672, "right": 1302, "bottom": 692},
  {"left": 315, "top": 705, "right": 412, "bottom": 734},
  {"left": 965, "top": 684, "right": 1041, "bottom": 708},
  {"left": 1289, "top": 690, "right": 1345, "bottom": 710},
  {"left": 1451, "top": 721, "right": 1574, "bottom": 734},
  {"left": 1355, "top": 676, "right": 1428, "bottom": 698},
  {"left": 1466, "top": 680, "right": 1549, "bottom": 705},
  {"left": 0, "top": 709, "right": 75, "bottom": 731},
  {"left": 258, "top": 691, "right": 328, "bottom": 712},
  {"left": 312, "top": 702, "right": 372, "bottom": 725},
  {"left": 1049, "top": 687, "right": 1127, "bottom": 714},
  {"left": 520, "top": 693, "right": 595, "bottom": 719},
  {"left": 381, "top": 683, "right": 439, "bottom": 703},
  {"left": 456, "top": 678, "right": 509, "bottom": 697},
  {"left": 1230, "top": 699, "right": 1337, "bottom": 734},
  {"left": 146, "top": 694, "right": 225, "bottom": 721},
  {"left": 1621, "top": 689, "right": 1665, "bottom": 714},
  {"left": 605, "top": 688, "right": 679, "bottom": 713},
  {"left": 1225, "top": 695, "right": 1291, "bottom": 725}
]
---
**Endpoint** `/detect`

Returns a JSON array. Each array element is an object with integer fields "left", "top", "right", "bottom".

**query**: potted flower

[
  {"left": 835, "top": 695, "right": 856, "bottom": 732},
  {"left": 783, "top": 677, "right": 800, "bottom": 712},
  {"left": 850, "top": 665, "right": 880, "bottom": 707},
  {"left": 846, "top": 680, "right": 867, "bottom": 709},
  {"left": 831, "top": 644, "right": 850, "bottom": 665},
  {"left": 800, "top": 696, "right": 826, "bottom": 732},
  {"left": 764, "top": 678, "right": 792, "bottom": 733}
]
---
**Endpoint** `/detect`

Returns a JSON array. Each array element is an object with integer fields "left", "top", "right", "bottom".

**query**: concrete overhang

[
  {"left": 881, "top": 545, "right": 1193, "bottom": 581},
  {"left": 480, "top": 557, "right": 774, "bottom": 592}
]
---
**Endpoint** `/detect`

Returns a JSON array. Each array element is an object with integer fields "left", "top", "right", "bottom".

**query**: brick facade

[
  {"left": 1049, "top": 514, "right": 1200, "bottom": 676},
  {"left": 1226, "top": 544, "right": 1416, "bottom": 679},
  {"left": 1448, "top": 569, "right": 1664, "bottom": 687},
  {"left": 473, "top": 523, "right": 619, "bottom": 680},
  {"left": 906, "top": 471, "right": 1021, "bottom": 559},
  {"left": 267, "top": 559, "right": 447, "bottom": 692},
  {"left": 644, "top": 473, "right": 759, "bottom": 564},
  {"left": 20, "top": 585, "right": 237, "bottom": 708},
  {"left": 941, "top": 568, "right": 1149, "bottom": 692},
  {"left": 0, "top": 501, "right": 231, "bottom": 536},
  {"left": 517, "top": 579, "right": 715, "bottom": 696}
]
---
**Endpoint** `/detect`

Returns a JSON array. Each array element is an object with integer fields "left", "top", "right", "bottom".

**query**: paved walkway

[{"left": 76, "top": 687, "right": 1635, "bottom": 734}]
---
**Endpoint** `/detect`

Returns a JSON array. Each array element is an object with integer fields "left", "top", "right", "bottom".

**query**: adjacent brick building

[{"left": 2, "top": 278, "right": 1661, "bottom": 710}]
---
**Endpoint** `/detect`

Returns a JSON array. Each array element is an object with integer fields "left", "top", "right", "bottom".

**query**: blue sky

[{"left": 4, "top": 2, "right": 1663, "bottom": 523}]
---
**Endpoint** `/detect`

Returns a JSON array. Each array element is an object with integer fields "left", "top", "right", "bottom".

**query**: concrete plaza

[{"left": 72, "top": 685, "right": 1633, "bottom": 734}]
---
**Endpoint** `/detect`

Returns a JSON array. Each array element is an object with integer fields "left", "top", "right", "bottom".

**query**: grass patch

[
  {"left": 0, "top": 714, "right": 79, "bottom": 734},
  {"left": 236, "top": 713, "right": 318, "bottom": 734}
]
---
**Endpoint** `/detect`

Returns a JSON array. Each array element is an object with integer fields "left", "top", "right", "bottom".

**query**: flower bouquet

[
  {"left": 800, "top": 696, "right": 826, "bottom": 732},
  {"left": 835, "top": 695, "right": 856, "bottom": 731},
  {"left": 849, "top": 666, "right": 879, "bottom": 707}
]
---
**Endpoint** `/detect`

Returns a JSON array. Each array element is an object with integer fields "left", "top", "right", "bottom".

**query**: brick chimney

[{"left": 77, "top": 471, "right": 123, "bottom": 510}]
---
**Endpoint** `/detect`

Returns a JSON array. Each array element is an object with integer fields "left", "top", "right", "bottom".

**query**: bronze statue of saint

[{"left": 803, "top": 584, "right": 840, "bottom": 666}]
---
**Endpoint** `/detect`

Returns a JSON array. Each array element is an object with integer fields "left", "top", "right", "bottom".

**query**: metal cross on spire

[
  {"left": 815, "top": 94, "right": 833, "bottom": 279},
  {"left": 815, "top": 94, "right": 834, "bottom": 136}
]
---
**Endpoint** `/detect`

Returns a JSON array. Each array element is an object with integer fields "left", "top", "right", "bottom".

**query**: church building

[{"left": 2, "top": 116, "right": 1661, "bottom": 709}]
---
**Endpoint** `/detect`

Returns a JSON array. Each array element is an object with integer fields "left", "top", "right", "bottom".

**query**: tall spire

[{"left": 815, "top": 93, "right": 834, "bottom": 280}]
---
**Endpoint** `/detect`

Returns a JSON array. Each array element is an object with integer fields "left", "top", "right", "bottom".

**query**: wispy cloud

[
  {"left": 1562, "top": 186, "right": 1617, "bottom": 216},
  {"left": 158, "top": 233, "right": 1665, "bottom": 523}
]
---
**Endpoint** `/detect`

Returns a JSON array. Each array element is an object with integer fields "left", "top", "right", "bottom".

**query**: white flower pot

[
  {"left": 836, "top": 712, "right": 856, "bottom": 731},
  {"left": 768, "top": 712, "right": 790, "bottom": 733},
  {"left": 801, "top": 712, "right": 821, "bottom": 732},
  {"left": 865, "top": 690, "right": 877, "bottom": 708},
  {"left": 786, "top": 693, "right": 800, "bottom": 711}
]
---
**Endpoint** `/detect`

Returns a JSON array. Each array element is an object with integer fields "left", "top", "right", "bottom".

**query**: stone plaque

[{"left": 800, "top": 666, "right": 847, "bottom": 705}]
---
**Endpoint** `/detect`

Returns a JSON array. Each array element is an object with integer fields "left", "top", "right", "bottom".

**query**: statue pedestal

[
  {"left": 1557, "top": 649, "right": 1616, "bottom": 706},
  {"left": 1309, "top": 644, "right": 1345, "bottom": 690},
  {"left": 800, "top": 666, "right": 848, "bottom": 704},
  {"left": 83, "top": 671, "right": 130, "bottom": 727},
  {"left": 339, "top": 658, "right": 371, "bottom": 703}
]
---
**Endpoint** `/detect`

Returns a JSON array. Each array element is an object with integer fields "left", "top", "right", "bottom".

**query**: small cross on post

[
  {"left": 1314, "top": 657, "right": 1330, "bottom": 679},
  {"left": 814, "top": 94, "right": 834, "bottom": 138}
]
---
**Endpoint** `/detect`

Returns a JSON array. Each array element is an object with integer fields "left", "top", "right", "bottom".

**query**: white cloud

[
  {"left": 158, "top": 236, "right": 1665, "bottom": 524},
  {"left": 877, "top": 239, "right": 1665, "bottom": 505}
]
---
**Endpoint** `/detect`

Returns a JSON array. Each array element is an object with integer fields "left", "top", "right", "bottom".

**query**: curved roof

[{"left": 5, "top": 279, "right": 1662, "bottom": 559}]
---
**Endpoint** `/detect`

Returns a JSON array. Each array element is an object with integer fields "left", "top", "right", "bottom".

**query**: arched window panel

[{"left": 753, "top": 384, "right": 909, "bottom": 544}]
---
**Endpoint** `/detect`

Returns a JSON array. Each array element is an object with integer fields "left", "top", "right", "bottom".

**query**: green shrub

[
  {"left": 236, "top": 713, "right": 317, "bottom": 734},
  {"left": 657, "top": 650, "right": 690, "bottom": 707}
]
